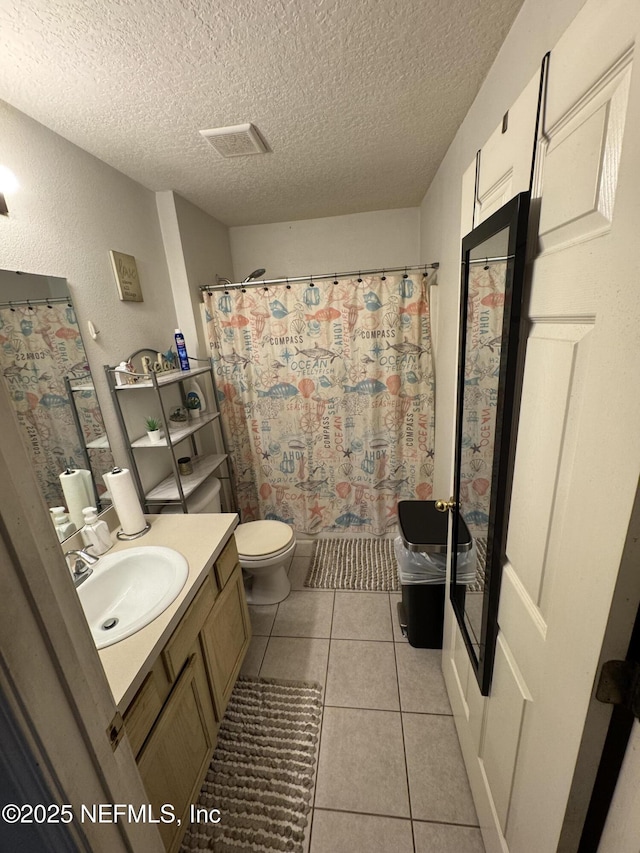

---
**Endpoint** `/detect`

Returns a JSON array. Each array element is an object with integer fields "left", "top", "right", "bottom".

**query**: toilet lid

[{"left": 235, "top": 520, "right": 294, "bottom": 558}]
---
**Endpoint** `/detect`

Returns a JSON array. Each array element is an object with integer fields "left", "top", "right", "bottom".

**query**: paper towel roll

[
  {"left": 59, "top": 468, "right": 93, "bottom": 530},
  {"left": 103, "top": 467, "right": 146, "bottom": 535}
]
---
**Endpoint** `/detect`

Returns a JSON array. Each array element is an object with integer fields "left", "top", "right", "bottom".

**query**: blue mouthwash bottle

[{"left": 174, "top": 329, "right": 190, "bottom": 371}]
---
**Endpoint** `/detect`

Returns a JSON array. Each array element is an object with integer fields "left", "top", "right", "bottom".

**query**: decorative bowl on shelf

[{"left": 168, "top": 405, "right": 188, "bottom": 427}]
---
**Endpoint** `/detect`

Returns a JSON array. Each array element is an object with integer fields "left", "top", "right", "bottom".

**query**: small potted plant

[
  {"left": 145, "top": 416, "right": 163, "bottom": 443},
  {"left": 185, "top": 395, "right": 201, "bottom": 420},
  {"left": 168, "top": 405, "right": 188, "bottom": 430}
]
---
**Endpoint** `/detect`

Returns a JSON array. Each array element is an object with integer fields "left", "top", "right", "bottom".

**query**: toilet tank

[{"left": 160, "top": 476, "right": 221, "bottom": 514}]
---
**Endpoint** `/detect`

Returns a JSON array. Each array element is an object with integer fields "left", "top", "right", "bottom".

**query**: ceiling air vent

[{"left": 199, "top": 123, "right": 269, "bottom": 158}]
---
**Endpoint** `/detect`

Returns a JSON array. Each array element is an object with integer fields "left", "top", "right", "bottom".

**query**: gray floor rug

[
  {"left": 305, "top": 538, "right": 400, "bottom": 591},
  {"left": 180, "top": 677, "right": 322, "bottom": 853},
  {"left": 467, "top": 537, "right": 487, "bottom": 593}
]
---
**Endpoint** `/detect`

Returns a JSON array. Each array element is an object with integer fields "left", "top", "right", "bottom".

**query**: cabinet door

[
  {"left": 123, "top": 666, "right": 164, "bottom": 758},
  {"left": 201, "top": 564, "right": 251, "bottom": 719},
  {"left": 137, "top": 653, "right": 213, "bottom": 853},
  {"left": 214, "top": 535, "right": 239, "bottom": 588}
]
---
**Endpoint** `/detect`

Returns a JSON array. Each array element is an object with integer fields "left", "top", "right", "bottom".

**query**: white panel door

[
  {"left": 442, "top": 1, "right": 640, "bottom": 851},
  {"left": 475, "top": 76, "right": 538, "bottom": 225}
]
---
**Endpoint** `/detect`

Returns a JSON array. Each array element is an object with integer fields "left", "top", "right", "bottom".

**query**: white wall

[
  {"left": 157, "top": 190, "right": 234, "bottom": 359},
  {"left": 230, "top": 207, "right": 421, "bottom": 281},
  {"left": 0, "top": 100, "right": 178, "bottom": 465},
  {"left": 420, "top": 0, "right": 587, "bottom": 497}
]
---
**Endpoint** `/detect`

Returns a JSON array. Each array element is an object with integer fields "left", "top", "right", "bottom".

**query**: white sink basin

[{"left": 77, "top": 546, "right": 189, "bottom": 649}]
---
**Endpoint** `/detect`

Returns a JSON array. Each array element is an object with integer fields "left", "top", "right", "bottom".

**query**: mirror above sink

[{"left": 0, "top": 269, "right": 114, "bottom": 526}]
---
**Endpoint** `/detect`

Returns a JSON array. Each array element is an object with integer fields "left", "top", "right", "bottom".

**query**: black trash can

[
  {"left": 396, "top": 500, "right": 473, "bottom": 649},
  {"left": 399, "top": 581, "right": 447, "bottom": 648}
]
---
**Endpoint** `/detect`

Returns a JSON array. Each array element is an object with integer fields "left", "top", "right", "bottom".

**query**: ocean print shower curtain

[
  {"left": 0, "top": 302, "right": 112, "bottom": 507},
  {"left": 458, "top": 261, "right": 507, "bottom": 538},
  {"left": 203, "top": 273, "right": 435, "bottom": 535}
]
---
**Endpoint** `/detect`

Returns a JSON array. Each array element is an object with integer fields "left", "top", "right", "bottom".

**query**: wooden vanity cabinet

[
  {"left": 202, "top": 537, "right": 252, "bottom": 718},
  {"left": 137, "top": 651, "right": 212, "bottom": 851},
  {"left": 122, "top": 533, "right": 251, "bottom": 853}
]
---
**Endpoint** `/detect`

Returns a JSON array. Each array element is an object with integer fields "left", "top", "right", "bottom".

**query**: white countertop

[{"left": 96, "top": 512, "right": 239, "bottom": 710}]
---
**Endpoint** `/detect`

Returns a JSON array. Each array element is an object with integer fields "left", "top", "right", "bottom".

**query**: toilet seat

[
  {"left": 236, "top": 521, "right": 295, "bottom": 605},
  {"left": 235, "top": 520, "right": 294, "bottom": 560}
]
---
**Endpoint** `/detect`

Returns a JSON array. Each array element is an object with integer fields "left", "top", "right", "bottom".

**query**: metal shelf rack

[{"left": 104, "top": 351, "right": 237, "bottom": 514}]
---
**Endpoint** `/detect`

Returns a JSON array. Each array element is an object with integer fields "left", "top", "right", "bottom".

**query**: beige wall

[
  {"left": 229, "top": 207, "right": 421, "bottom": 281},
  {"left": 0, "top": 100, "right": 178, "bottom": 467},
  {"left": 420, "top": 0, "right": 587, "bottom": 497},
  {"left": 157, "top": 190, "right": 234, "bottom": 359}
]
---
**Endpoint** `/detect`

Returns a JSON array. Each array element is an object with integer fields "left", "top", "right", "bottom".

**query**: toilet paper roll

[
  {"left": 102, "top": 467, "right": 146, "bottom": 536},
  {"left": 59, "top": 468, "right": 93, "bottom": 530}
]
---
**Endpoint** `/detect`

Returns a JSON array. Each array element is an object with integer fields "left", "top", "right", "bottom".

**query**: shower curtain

[
  {"left": 0, "top": 302, "right": 112, "bottom": 507},
  {"left": 458, "top": 261, "right": 507, "bottom": 538},
  {"left": 202, "top": 272, "right": 435, "bottom": 535}
]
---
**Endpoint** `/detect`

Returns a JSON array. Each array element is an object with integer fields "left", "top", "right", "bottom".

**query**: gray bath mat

[
  {"left": 305, "top": 538, "right": 400, "bottom": 591},
  {"left": 180, "top": 677, "right": 322, "bottom": 853},
  {"left": 467, "top": 537, "right": 487, "bottom": 593}
]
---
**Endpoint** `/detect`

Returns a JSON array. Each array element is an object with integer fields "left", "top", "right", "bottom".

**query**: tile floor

[{"left": 240, "top": 540, "right": 486, "bottom": 853}]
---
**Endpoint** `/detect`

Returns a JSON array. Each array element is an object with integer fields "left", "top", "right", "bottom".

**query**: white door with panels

[
  {"left": 460, "top": 74, "right": 539, "bottom": 236},
  {"left": 442, "top": 1, "right": 640, "bottom": 851}
]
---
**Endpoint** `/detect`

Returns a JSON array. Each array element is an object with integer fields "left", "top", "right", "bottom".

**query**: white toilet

[
  {"left": 160, "top": 479, "right": 294, "bottom": 605},
  {"left": 160, "top": 477, "right": 222, "bottom": 514},
  {"left": 234, "top": 520, "right": 295, "bottom": 605}
]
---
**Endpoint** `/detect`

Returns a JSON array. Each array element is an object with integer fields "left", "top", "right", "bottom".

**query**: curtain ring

[
  {"left": 357, "top": 271, "right": 362, "bottom": 283},
  {"left": 286, "top": 277, "right": 291, "bottom": 290},
  {"left": 484, "top": 258, "right": 490, "bottom": 270},
  {"left": 381, "top": 269, "right": 386, "bottom": 281},
  {"left": 9, "top": 301, "right": 15, "bottom": 312},
  {"left": 403, "top": 267, "right": 409, "bottom": 280},
  {"left": 309, "top": 275, "right": 314, "bottom": 288},
  {"left": 27, "top": 299, "right": 33, "bottom": 311},
  {"left": 333, "top": 273, "right": 338, "bottom": 285}
]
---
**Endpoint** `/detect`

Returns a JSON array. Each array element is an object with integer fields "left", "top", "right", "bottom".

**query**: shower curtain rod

[
  {"left": 0, "top": 296, "right": 71, "bottom": 308},
  {"left": 463, "top": 254, "right": 514, "bottom": 266},
  {"left": 200, "top": 263, "right": 440, "bottom": 293}
]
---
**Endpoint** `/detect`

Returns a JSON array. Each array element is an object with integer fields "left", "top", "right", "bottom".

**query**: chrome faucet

[{"left": 64, "top": 548, "right": 99, "bottom": 587}]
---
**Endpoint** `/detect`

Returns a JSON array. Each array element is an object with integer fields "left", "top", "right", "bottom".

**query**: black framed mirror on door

[{"left": 449, "top": 191, "right": 530, "bottom": 695}]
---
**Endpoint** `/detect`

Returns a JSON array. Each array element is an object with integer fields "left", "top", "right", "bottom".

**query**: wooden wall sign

[{"left": 110, "top": 251, "right": 143, "bottom": 302}]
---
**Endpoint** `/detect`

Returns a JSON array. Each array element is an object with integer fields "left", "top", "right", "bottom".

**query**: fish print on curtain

[
  {"left": 203, "top": 273, "right": 435, "bottom": 535},
  {"left": 0, "top": 303, "right": 113, "bottom": 506},
  {"left": 458, "top": 262, "right": 507, "bottom": 538}
]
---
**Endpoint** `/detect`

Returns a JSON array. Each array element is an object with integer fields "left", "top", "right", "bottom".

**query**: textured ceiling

[{"left": 0, "top": 0, "right": 524, "bottom": 226}]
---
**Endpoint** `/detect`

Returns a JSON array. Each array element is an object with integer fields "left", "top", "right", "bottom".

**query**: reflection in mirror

[
  {"left": 450, "top": 193, "right": 530, "bottom": 695},
  {"left": 0, "top": 270, "right": 114, "bottom": 529},
  {"left": 459, "top": 228, "right": 509, "bottom": 650}
]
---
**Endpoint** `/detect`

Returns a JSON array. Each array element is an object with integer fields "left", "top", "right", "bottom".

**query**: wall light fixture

[{"left": 0, "top": 166, "right": 20, "bottom": 216}]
